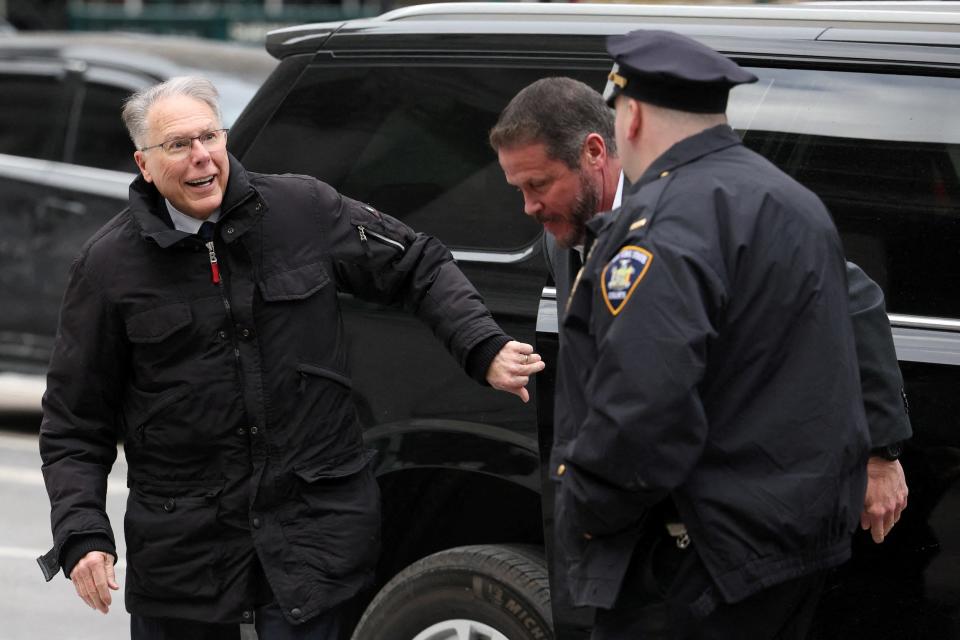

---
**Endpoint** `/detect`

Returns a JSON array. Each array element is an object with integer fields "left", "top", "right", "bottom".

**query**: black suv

[
  {"left": 0, "top": 32, "right": 276, "bottom": 385},
  {"left": 231, "top": 3, "right": 960, "bottom": 638}
]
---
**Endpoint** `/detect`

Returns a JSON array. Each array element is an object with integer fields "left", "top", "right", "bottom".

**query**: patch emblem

[{"left": 601, "top": 246, "right": 653, "bottom": 315}]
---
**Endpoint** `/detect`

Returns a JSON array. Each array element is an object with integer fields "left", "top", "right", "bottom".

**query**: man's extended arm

[
  {"left": 324, "top": 188, "right": 543, "bottom": 397},
  {"left": 847, "top": 261, "right": 912, "bottom": 543}
]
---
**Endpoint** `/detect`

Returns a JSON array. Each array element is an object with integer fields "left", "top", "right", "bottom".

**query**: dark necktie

[{"left": 197, "top": 220, "right": 215, "bottom": 242}]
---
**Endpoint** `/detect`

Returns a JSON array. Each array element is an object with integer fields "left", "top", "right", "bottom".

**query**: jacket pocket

[
  {"left": 125, "top": 302, "right": 192, "bottom": 344},
  {"left": 292, "top": 448, "right": 376, "bottom": 481},
  {"left": 351, "top": 218, "right": 406, "bottom": 256},
  {"left": 258, "top": 261, "right": 330, "bottom": 302},
  {"left": 125, "top": 483, "right": 224, "bottom": 600},
  {"left": 296, "top": 362, "right": 351, "bottom": 393},
  {"left": 279, "top": 450, "right": 380, "bottom": 578},
  {"left": 125, "top": 386, "right": 192, "bottom": 446}
]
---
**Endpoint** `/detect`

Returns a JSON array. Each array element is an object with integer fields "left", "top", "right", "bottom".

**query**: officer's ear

[{"left": 624, "top": 98, "right": 643, "bottom": 142}]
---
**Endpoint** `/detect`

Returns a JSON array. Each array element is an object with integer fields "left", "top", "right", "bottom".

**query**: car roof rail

[
  {"left": 376, "top": 1, "right": 960, "bottom": 25},
  {"left": 263, "top": 1, "right": 960, "bottom": 59}
]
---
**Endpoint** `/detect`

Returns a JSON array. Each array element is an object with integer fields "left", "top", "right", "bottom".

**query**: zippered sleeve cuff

[
  {"left": 465, "top": 334, "right": 512, "bottom": 384},
  {"left": 58, "top": 535, "right": 118, "bottom": 580}
]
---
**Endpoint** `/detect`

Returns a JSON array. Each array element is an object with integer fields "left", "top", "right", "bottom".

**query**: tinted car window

[
  {"left": 730, "top": 68, "right": 960, "bottom": 318},
  {"left": 0, "top": 71, "right": 69, "bottom": 160},
  {"left": 243, "top": 64, "right": 555, "bottom": 253},
  {"left": 71, "top": 81, "right": 138, "bottom": 172}
]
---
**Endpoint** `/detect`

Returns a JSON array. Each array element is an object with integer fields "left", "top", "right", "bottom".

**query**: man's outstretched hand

[{"left": 487, "top": 340, "right": 546, "bottom": 403}]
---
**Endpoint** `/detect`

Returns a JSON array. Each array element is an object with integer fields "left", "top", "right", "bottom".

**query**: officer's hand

[
  {"left": 861, "top": 457, "right": 908, "bottom": 544},
  {"left": 70, "top": 550, "right": 119, "bottom": 614},
  {"left": 486, "top": 340, "right": 545, "bottom": 403}
]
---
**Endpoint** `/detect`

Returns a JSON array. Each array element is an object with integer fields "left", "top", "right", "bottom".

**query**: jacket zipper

[
  {"left": 204, "top": 238, "right": 243, "bottom": 374},
  {"left": 357, "top": 225, "right": 405, "bottom": 253},
  {"left": 202, "top": 193, "right": 259, "bottom": 433}
]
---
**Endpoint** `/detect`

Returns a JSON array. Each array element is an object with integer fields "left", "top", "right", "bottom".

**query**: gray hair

[
  {"left": 122, "top": 76, "right": 222, "bottom": 149},
  {"left": 490, "top": 77, "right": 616, "bottom": 169}
]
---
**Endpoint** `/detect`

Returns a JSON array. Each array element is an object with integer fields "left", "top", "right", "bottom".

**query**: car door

[
  {"left": 0, "top": 59, "right": 73, "bottom": 371},
  {"left": 31, "top": 64, "right": 144, "bottom": 365}
]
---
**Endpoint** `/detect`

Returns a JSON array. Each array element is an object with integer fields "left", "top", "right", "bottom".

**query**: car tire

[{"left": 351, "top": 544, "right": 553, "bottom": 640}]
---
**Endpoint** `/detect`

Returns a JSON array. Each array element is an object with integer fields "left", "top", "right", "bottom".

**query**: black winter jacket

[
  {"left": 847, "top": 262, "right": 912, "bottom": 448},
  {"left": 552, "top": 126, "right": 870, "bottom": 610},
  {"left": 38, "top": 155, "right": 508, "bottom": 624}
]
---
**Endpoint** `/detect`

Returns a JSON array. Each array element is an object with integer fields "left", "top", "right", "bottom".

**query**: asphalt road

[{"left": 0, "top": 416, "right": 130, "bottom": 639}]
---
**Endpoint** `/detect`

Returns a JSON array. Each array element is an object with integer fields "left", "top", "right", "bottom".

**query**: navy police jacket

[
  {"left": 38, "top": 154, "right": 508, "bottom": 624},
  {"left": 552, "top": 125, "right": 870, "bottom": 609}
]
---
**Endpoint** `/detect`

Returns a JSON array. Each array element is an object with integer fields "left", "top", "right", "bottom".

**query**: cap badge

[{"left": 602, "top": 63, "right": 628, "bottom": 104}]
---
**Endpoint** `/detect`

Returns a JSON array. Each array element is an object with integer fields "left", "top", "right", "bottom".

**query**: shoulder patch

[{"left": 601, "top": 246, "right": 653, "bottom": 315}]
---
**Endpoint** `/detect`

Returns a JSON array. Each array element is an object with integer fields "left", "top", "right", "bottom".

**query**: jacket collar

[
  {"left": 128, "top": 153, "right": 259, "bottom": 249},
  {"left": 625, "top": 124, "right": 742, "bottom": 197},
  {"left": 584, "top": 125, "right": 740, "bottom": 249},
  {"left": 585, "top": 206, "right": 619, "bottom": 240}
]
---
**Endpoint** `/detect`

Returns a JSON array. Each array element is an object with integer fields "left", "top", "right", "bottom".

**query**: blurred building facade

[{"left": 5, "top": 0, "right": 385, "bottom": 43}]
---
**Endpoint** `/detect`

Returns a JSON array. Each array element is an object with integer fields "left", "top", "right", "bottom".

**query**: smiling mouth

[{"left": 186, "top": 176, "right": 216, "bottom": 187}]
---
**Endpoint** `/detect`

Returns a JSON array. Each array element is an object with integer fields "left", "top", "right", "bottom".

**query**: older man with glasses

[{"left": 36, "top": 75, "right": 544, "bottom": 640}]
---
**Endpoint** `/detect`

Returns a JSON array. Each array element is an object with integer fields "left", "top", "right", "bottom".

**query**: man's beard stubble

[{"left": 557, "top": 171, "right": 602, "bottom": 249}]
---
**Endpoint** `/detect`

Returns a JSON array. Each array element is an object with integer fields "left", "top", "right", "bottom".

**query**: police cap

[{"left": 603, "top": 30, "right": 757, "bottom": 113}]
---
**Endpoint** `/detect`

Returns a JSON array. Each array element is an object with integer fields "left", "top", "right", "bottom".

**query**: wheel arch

[{"left": 364, "top": 421, "right": 545, "bottom": 585}]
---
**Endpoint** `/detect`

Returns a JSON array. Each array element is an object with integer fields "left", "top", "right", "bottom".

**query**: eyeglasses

[{"left": 139, "top": 128, "right": 229, "bottom": 157}]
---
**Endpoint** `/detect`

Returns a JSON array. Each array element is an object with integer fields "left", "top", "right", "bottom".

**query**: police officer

[{"left": 551, "top": 31, "right": 871, "bottom": 638}]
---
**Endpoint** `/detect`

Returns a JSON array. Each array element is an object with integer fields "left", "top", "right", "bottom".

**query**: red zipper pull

[{"left": 205, "top": 241, "right": 221, "bottom": 284}]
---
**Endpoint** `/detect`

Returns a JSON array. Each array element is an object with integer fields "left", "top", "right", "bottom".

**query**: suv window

[
  {"left": 71, "top": 81, "right": 138, "bottom": 172},
  {"left": 243, "top": 57, "right": 960, "bottom": 316},
  {"left": 243, "top": 64, "right": 558, "bottom": 253},
  {"left": 0, "top": 69, "right": 69, "bottom": 160},
  {"left": 730, "top": 67, "right": 960, "bottom": 319}
]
